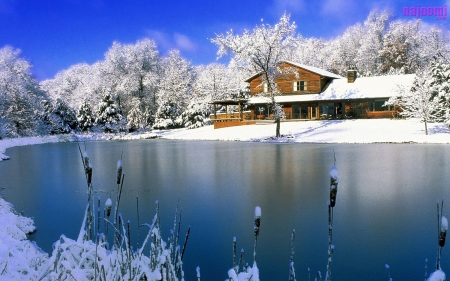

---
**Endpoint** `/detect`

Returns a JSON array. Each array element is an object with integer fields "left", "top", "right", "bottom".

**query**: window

[
  {"left": 263, "top": 83, "right": 268, "bottom": 93},
  {"left": 293, "top": 81, "right": 307, "bottom": 91},
  {"left": 369, "top": 99, "right": 390, "bottom": 111}
]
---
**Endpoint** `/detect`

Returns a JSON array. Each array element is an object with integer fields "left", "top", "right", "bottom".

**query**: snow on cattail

[
  {"left": 117, "top": 159, "right": 123, "bottom": 185},
  {"left": 254, "top": 206, "right": 261, "bottom": 237},
  {"left": 329, "top": 166, "right": 338, "bottom": 207},
  {"left": 427, "top": 269, "right": 446, "bottom": 281},
  {"left": 105, "top": 198, "right": 112, "bottom": 217},
  {"left": 196, "top": 266, "right": 200, "bottom": 280},
  {"left": 439, "top": 215, "right": 448, "bottom": 247}
]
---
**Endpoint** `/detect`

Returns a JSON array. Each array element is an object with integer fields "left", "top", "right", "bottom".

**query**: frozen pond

[{"left": 1, "top": 140, "right": 450, "bottom": 280}]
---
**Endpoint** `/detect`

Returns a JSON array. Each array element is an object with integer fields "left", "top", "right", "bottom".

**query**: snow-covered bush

[
  {"left": 153, "top": 101, "right": 183, "bottom": 130},
  {"left": 127, "top": 97, "right": 154, "bottom": 132},
  {"left": 41, "top": 99, "right": 78, "bottom": 134},
  {"left": 77, "top": 99, "right": 96, "bottom": 132},
  {"left": 95, "top": 93, "right": 128, "bottom": 133},
  {"left": 180, "top": 101, "right": 211, "bottom": 129},
  {"left": 0, "top": 118, "right": 18, "bottom": 139}
]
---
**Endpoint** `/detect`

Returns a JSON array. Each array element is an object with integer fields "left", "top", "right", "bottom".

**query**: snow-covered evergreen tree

[
  {"left": 152, "top": 101, "right": 183, "bottom": 130},
  {"left": 41, "top": 99, "right": 78, "bottom": 134},
  {"left": 429, "top": 63, "right": 450, "bottom": 125},
  {"left": 77, "top": 99, "right": 96, "bottom": 132},
  {"left": 127, "top": 97, "right": 153, "bottom": 132},
  {"left": 180, "top": 100, "right": 212, "bottom": 129},
  {"left": 95, "top": 93, "right": 128, "bottom": 133}
]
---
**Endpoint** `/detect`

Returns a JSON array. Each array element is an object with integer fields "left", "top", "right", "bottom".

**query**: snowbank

[{"left": 0, "top": 197, "right": 48, "bottom": 280}]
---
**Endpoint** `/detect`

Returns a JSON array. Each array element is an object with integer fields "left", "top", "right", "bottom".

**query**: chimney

[{"left": 347, "top": 70, "right": 357, "bottom": 83}]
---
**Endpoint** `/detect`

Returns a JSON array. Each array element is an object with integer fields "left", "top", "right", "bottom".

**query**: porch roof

[
  {"left": 209, "top": 99, "right": 249, "bottom": 105},
  {"left": 247, "top": 74, "right": 415, "bottom": 104}
]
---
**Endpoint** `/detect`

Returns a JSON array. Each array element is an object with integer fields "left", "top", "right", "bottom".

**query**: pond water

[{"left": 1, "top": 140, "right": 450, "bottom": 280}]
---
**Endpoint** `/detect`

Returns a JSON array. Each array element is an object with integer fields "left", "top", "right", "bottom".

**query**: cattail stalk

[
  {"left": 253, "top": 206, "right": 261, "bottom": 265},
  {"left": 289, "top": 229, "right": 296, "bottom": 281},
  {"left": 233, "top": 237, "right": 237, "bottom": 274},
  {"left": 181, "top": 226, "right": 190, "bottom": 261},
  {"left": 326, "top": 166, "right": 338, "bottom": 281},
  {"left": 436, "top": 200, "right": 446, "bottom": 270},
  {"left": 239, "top": 249, "right": 245, "bottom": 273}
]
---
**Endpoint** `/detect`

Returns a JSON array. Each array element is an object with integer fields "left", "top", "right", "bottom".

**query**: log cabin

[
  {"left": 245, "top": 61, "right": 415, "bottom": 120},
  {"left": 210, "top": 61, "right": 415, "bottom": 128}
]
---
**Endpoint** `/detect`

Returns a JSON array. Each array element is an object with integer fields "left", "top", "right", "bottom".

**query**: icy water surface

[{"left": 1, "top": 140, "right": 450, "bottom": 280}]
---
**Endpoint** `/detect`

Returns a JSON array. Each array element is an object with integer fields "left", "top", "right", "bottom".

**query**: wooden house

[{"left": 245, "top": 61, "right": 415, "bottom": 120}]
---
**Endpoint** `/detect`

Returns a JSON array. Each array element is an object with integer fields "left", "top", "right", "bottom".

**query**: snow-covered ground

[
  {"left": 1, "top": 119, "right": 449, "bottom": 161},
  {"left": 160, "top": 119, "right": 450, "bottom": 143}
]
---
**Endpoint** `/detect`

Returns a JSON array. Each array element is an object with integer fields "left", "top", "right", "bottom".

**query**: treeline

[{"left": 0, "top": 9, "right": 449, "bottom": 138}]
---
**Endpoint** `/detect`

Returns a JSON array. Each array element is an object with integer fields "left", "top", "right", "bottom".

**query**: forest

[{"left": 0, "top": 9, "right": 449, "bottom": 138}]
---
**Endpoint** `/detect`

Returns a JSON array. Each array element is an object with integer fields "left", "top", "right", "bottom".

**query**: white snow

[
  {"left": 428, "top": 269, "right": 446, "bottom": 281},
  {"left": 254, "top": 206, "right": 261, "bottom": 218},
  {"left": 442, "top": 216, "right": 448, "bottom": 232},
  {"left": 330, "top": 166, "right": 339, "bottom": 181},
  {"left": 159, "top": 119, "right": 450, "bottom": 144}
]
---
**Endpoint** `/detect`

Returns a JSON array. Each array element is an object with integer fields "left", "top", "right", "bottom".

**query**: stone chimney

[{"left": 347, "top": 70, "right": 357, "bottom": 83}]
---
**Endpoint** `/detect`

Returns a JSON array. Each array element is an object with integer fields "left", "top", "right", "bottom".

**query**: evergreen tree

[
  {"left": 95, "top": 93, "right": 128, "bottom": 133},
  {"left": 77, "top": 99, "right": 96, "bottom": 132},
  {"left": 41, "top": 99, "right": 78, "bottom": 134}
]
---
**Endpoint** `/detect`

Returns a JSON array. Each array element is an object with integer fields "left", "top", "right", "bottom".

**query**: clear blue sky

[{"left": 0, "top": 0, "right": 448, "bottom": 81}]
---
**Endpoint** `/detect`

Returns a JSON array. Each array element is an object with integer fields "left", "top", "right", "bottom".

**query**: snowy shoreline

[{"left": 1, "top": 119, "right": 449, "bottom": 161}]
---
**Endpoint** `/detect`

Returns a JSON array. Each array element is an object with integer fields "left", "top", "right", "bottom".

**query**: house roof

[
  {"left": 247, "top": 74, "right": 415, "bottom": 104},
  {"left": 244, "top": 61, "right": 343, "bottom": 82},
  {"left": 281, "top": 61, "right": 344, "bottom": 79}
]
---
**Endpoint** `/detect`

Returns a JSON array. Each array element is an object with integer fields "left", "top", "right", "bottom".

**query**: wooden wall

[{"left": 248, "top": 62, "right": 323, "bottom": 95}]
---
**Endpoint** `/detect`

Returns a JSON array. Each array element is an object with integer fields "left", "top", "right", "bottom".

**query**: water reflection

[{"left": 0, "top": 141, "right": 449, "bottom": 281}]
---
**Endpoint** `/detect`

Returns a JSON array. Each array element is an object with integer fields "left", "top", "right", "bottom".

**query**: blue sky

[{"left": 0, "top": 0, "right": 448, "bottom": 81}]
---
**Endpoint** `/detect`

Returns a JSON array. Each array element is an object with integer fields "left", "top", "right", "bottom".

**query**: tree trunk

[
  {"left": 425, "top": 120, "right": 428, "bottom": 135},
  {"left": 276, "top": 118, "right": 280, "bottom": 138}
]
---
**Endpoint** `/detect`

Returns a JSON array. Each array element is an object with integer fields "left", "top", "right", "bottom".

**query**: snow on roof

[
  {"left": 247, "top": 74, "right": 415, "bottom": 104},
  {"left": 282, "top": 61, "right": 344, "bottom": 79},
  {"left": 244, "top": 62, "right": 343, "bottom": 82},
  {"left": 318, "top": 74, "right": 415, "bottom": 100}
]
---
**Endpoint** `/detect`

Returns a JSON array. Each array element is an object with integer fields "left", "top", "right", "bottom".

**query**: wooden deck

[{"left": 210, "top": 112, "right": 255, "bottom": 129}]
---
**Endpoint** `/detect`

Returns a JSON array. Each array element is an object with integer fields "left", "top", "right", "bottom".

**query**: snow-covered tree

[
  {"left": 126, "top": 97, "right": 153, "bottom": 131},
  {"left": 429, "top": 62, "right": 450, "bottom": 125},
  {"left": 212, "top": 13, "right": 297, "bottom": 137},
  {"left": 387, "top": 68, "right": 441, "bottom": 135},
  {"left": 154, "top": 50, "right": 193, "bottom": 129},
  {"left": 379, "top": 19, "right": 423, "bottom": 74},
  {"left": 152, "top": 101, "right": 183, "bottom": 130},
  {"left": 179, "top": 99, "right": 212, "bottom": 129},
  {"left": 77, "top": 99, "right": 96, "bottom": 132},
  {"left": 355, "top": 10, "right": 391, "bottom": 76},
  {"left": 95, "top": 93, "right": 127, "bottom": 133},
  {"left": 103, "top": 39, "right": 161, "bottom": 115},
  {"left": 41, "top": 99, "right": 78, "bottom": 134},
  {"left": 0, "top": 46, "right": 46, "bottom": 137}
]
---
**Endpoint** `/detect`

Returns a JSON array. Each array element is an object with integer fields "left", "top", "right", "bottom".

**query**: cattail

[
  {"left": 254, "top": 206, "right": 261, "bottom": 237},
  {"left": 253, "top": 206, "right": 261, "bottom": 264},
  {"left": 233, "top": 236, "right": 237, "bottom": 274},
  {"left": 329, "top": 166, "right": 338, "bottom": 207},
  {"left": 196, "top": 266, "right": 201, "bottom": 281},
  {"left": 105, "top": 198, "right": 112, "bottom": 217},
  {"left": 83, "top": 150, "right": 90, "bottom": 171},
  {"left": 117, "top": 159, "right": 123, "bottom": 185},
  {"left": 439, "top": 216, "right": 448, "bottom": 247}
]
